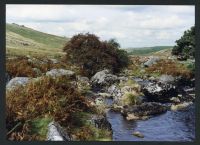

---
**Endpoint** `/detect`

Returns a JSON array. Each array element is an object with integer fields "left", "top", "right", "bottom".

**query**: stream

[
  {"left": 106, "top": 102, "right": 195, "bottom": 141},
  {"left": 104, "top": 76, "right": 195, "bottom": 141}
]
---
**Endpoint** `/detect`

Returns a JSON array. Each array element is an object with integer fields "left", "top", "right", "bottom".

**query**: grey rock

[
  {"left": 46, "top": 69, "right": 75, "bottom": 78},
  {"left": 184, "top": 87, "right": 195, "bottom": 94},
  {"left": 133, "top": 77, "right": 151, "bottom": 87},
  {"left": 6, "top": 77, "right": 30, "bottom": 90},
  {"left": 143, "top": 56, "right": 160, "bottom": 67},
  {"left": 28, "top": 57, "right": 43, "bottom": 64},
  {"left": 171, "top": 102, "right": 193, "bottom": 111},
  {"left": 47, "top": 121, "right": 70, "bottom": 141},
  {"left": 107, "top": 85, "right": 122, "bottom": 98},
  {"left": 159, "top": 75, "right": 175, "bottom": 84},
  {"left": 133, "top": 131, "right": 144, "bottom": 138},
  {"left": 170, "top": 97, "right": 181, "bottom": 103},
  {"left": 142, "top": 82, "right": 178, "bottom": 103},
  {"left": 90, "top": 69, "right": 119, "bottom": 89},
  {"left": 122, "top": 102, "right": 167, "bottom": 120}
]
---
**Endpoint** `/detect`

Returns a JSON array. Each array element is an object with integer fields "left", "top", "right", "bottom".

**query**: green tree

[
  {"left": 172, "top": 26, "right": 195, "bottom": 59},
  {"left": 63, "top": 33, "right": 129, "bottom": 77}
]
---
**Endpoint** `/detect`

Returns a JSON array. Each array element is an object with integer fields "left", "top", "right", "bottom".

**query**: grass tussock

[
  {"left": 118, "top": 79, "right": 142, "bottom": 106},
  {"left": 146, "top": 59, "right": 193, "bottom": 79},
  {"left": 6, "top": 76, "right": 93, "bottom": 140},
  {"left": 121, "top": 92, "right": 141, "bottom": 106},
  {"left": 69, "top": 112, "right": 112, "bottom": 141},
  {"left": 72, "top": 125, "right": 112, "bottom": 141}
]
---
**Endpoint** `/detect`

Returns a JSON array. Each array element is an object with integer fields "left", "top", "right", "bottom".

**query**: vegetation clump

[
  {"left": 172, "top": 26, "right": 195, "bottom": 59},
  {"left": 6, "top": 76, "right": 93, "bottom": 140},
  {"left": 63, "top": 33, "right": 129, "bottom": 77},
  {"left": 69, "top": 112, "right": 112, "bottom": 141},
  {"left": 6, "top": 56, "right": 70, "bottom": 77},
  {"left": 145, "top": 59, "right": 193, "bottom": 79}
]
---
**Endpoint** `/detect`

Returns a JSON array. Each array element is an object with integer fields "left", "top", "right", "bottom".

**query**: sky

[{"left": 6, "top": 5, "right": 195, "bottom": 48}]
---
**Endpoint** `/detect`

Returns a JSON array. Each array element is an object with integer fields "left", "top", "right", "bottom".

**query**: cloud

[{"left": 6, "top": 5, "right": 194, "bottom": 48}]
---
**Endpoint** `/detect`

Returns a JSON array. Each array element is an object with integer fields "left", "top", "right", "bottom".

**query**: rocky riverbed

[{"left": 6, "top": 56, "right": 195, "bottom": 141}]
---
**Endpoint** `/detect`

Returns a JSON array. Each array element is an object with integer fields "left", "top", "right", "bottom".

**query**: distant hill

[
  {"left": 125, "top": 46, "right": 172, "bottom": 56},
  {"left": 6, "top": 23, "right": 69, "bottom": 58},
  {"left": 6, "top": 23, "right": 172, "bottom": 58}
]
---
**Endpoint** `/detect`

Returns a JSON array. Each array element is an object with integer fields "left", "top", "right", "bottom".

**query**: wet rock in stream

[{"left": 121, "top": 102, "right": 167, "bottom": 121}]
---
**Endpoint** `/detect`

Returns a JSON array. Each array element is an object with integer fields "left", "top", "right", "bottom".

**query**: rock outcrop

[
  {"left": 159, "top": 75, "right": 175, "bottom": 84},
  {"left": 90, "top": 69, "right": 119, "bottom": 90},
  {"left": 6, "top": 77, "right": 30, "bottom": 90},
  {"left": 171, "top": 102, "right": 193, "bottom": 111},
  {"left": 143, "top": 56, "right": 160, "bottom": 67},
  {"left": 46, "top": 69, "right": 75, "bottom": 79},
  {"left": 107, "top": 85, "right": 122, "bottom": 99},
  {"left": 47, "top": 122, "right": 71, "bottom": 141},
  {"left": 122, "top": 102, "right": 167, "bottom": 120},
  {"left": 142, "top": 82, "right": 178, "bottom": 102}
]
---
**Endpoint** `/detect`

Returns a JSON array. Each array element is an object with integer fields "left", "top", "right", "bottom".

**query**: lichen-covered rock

[
  {"left": 122, "top": 102, "right": 167, "bottom": 120},
  {"left": 46, "top": 69, "right": 75, "bottom": 79},
  {"left": 47, "top": 122, "right": 70, "bottom": 141},
  {"left": 107, "top": 85, "right": 122, "bottom": 98},
  {"left": 90, "top": 69, "right": 119, "bottom": 89},
  {"left": 142, "top": 82, "right": 178, "bottom": 102},
  {"left": 6, "top": 77, "right": 30, "bottom": 90}
]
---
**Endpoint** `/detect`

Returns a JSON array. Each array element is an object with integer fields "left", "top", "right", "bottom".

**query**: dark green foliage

[
  {"left": 187, "top": 63, "right": 195, "bottom": 73},
  {"left": 116, "top": 49, "right": 129, "bottom": 71},
  {"left": 172, "top": 26, "right": 195, "bottom": 59},
  {"left": 63, "top": 33, "right": 129, "bottom": 77}
]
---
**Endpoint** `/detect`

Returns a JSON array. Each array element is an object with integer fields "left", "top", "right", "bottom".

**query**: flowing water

[
  {"left": 106, "top": 104, "right": 195, "bottom": 141},
  {"left": 101, "top": 77, "right": 195, "bottom": 141}
]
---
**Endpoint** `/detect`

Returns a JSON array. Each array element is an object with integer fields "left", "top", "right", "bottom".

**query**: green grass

[
  {"left": 6, "top": 23, "right": 68, "bottom": 58},
  {"left": 30, "top": 117, "right": 53, "bottom": 140},
  {"left": 6, "top": 23, "right": 68, "bottom": 48},
  {"left": 126, "top": 46, "right": 172, "bottom": 56}
]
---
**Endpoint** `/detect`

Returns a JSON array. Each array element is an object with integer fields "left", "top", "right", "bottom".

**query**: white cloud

[{"left": 6, "top": 5, "right": 194, "bottom": 48}]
